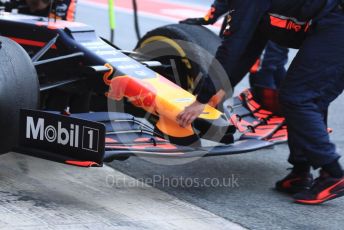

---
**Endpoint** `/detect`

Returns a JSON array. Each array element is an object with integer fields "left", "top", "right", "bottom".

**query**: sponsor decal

[{"left": 19, "top": 110, "right": 105, "bottom": 163}]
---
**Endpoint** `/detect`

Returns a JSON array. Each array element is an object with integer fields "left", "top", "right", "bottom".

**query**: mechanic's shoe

[
  {"left": 275, "top": 172, "right": 313, "bottom": 194},
  {"left": 293, "top": 170, "right": 344, "bottom": 205}
]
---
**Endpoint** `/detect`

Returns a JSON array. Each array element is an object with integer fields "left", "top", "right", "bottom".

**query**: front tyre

[
  {"left": 136, "top": 24, "right": 222, "bottom": 94},
  {"left": 0, "top": 37, "right": 39, "bottom": 154}
]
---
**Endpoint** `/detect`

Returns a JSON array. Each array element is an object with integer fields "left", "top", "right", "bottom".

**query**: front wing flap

[{"left": 16, "top": 109, "right": 273, "bottom": 167}]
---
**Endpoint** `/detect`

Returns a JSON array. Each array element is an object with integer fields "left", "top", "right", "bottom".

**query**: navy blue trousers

[
  {"left": 250, "top": 41, "right": 289, "bottom": 89},
  {"left": 279, "top": 8, "right": 344, "bottom": 168}
]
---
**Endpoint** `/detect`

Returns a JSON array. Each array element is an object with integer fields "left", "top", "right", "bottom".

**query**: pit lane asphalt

[{"left": 77, "top": 1, "right": 344, "bottom": 229}]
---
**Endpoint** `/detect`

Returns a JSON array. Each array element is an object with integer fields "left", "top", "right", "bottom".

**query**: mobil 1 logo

[
  {"left": 19, "top": 110, "right": 105, "bottom": 163},
  {"left": 82, "top": 126, "right": 100, "bottom": 152}
]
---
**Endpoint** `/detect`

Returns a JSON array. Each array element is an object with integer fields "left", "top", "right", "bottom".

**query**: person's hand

[
  {"left": 179, "top": 17, "right": 212, "bottom": 25},
  {"left": 177, "top": 100, "right": 206, "bottom": 128},
  {"left": 180, "top": 6, "right": 218, "bottom": 25}
]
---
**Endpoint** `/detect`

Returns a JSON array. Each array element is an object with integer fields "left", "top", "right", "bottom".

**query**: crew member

[
  {"left": 180, "top": 0, "right": 289, "bottom": 90},
  {"left": 178, "top": 0, "right": 344, "bottom": 204}
]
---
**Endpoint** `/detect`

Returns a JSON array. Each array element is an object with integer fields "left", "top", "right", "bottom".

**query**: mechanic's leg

[
  {"left": 273, "top": 67, "right": 287, "bottom": 89},
  {"left": 249, "top": 41, "right": 289, "bottom": 89},
  {"left": 262, "top": 42, "right": 289, "bottom": 88},
  {"left": 276, "top": 11, "right": 344, "bottom": 200},
  {"left": 249, "top": 66, "right": 276, "bottom": 88},
  {"left": 279, "top": 11, "right": 344, "bottom": 172}
]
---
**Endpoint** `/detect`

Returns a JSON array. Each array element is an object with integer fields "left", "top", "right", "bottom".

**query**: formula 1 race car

[{"left": 0, "top": 10, "right": 287, "bottom": 166}]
